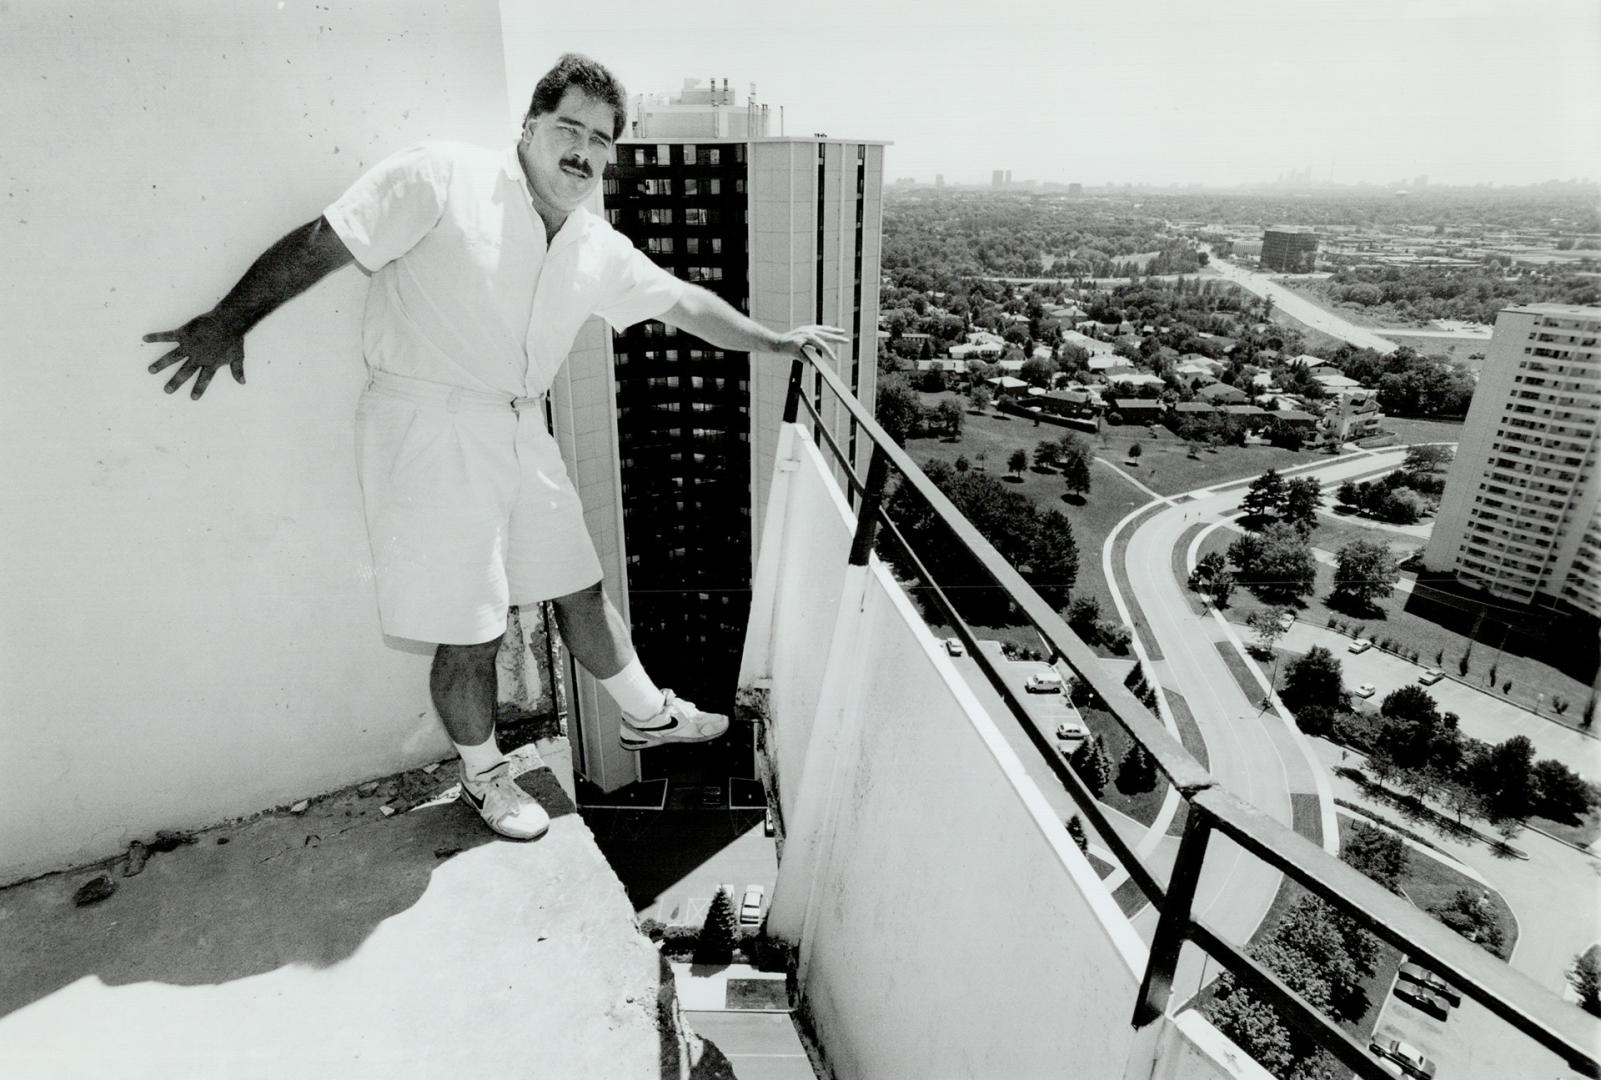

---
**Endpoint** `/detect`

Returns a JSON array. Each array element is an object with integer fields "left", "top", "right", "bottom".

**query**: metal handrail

[{"left": 780, "top": 348, "right": 1599, "bottom": 1080}]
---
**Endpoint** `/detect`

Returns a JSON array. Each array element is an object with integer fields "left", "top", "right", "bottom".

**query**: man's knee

[
  {"left": 434, "top": 635, "right": 504, "bottom": 670},
  {"left": 551, "top": 581, "right": 605, "bottom": 620}
]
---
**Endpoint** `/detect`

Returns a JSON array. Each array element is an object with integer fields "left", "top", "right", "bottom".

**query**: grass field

[
  {"left": 1309, "top": 514, "right": 1427, "bottom": 560},
  {"left": 1381, "top": 416, "right": 1466, "bottom": 446},
  {"left": 904, "top": 394, "right": 1151, "bottom": 637},
  {"left": 1096, "top": 432, "right": 1318, "bottom": 497}
]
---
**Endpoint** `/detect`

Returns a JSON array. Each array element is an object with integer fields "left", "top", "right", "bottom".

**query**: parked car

[
  {"left": 739, "top": 885, "right": 765, "bottom": 927},
  {"left": 1418, "top": 668, "right": 1445, "bottom": 686},
  {"left": 1055, "top": 720, "right": 1089, "bottom": 747},
  {"left": 1025, "top": 671, "right": 1064, "bottom": 693},
  {"left": 1349, "top": 638, "right": 1372, "bottom": 654},
  {"left": 1355, "top": 683, "right": 1376, "bottom": 699},
  {"left": 944, "top": 637, "right": 966, "bottom": 657},
  {"left": 1277, "top": 610, "right": 1296, "bottom": 631},
  {"left": 1394, "top": 980, "right": 1452, "bottom": 1019},
  {"left": 763, "top": 808, "right": 776, "bottom": 837},
  {"left": 1370, "top": 1037, "right": 1437, "bottom": 1079},
  {"left": 1398, "top": 962, "right": 1461, "bottom": 1006}
]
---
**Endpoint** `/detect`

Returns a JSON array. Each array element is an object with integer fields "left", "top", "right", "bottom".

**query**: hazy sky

[{"left": 503, "top": 0, "right": 1600, "bottom": 188}]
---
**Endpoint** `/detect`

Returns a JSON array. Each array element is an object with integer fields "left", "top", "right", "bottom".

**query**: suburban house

[
  {"left": 1195, "top": 382, "right": 1249, "bottom": 405},
  {"left": 1111, "top": 397, "right": 1164, "bottom": 423},
  {"left": 1273, "top": 408, "right": 1320, "bottom": 429},
  {"left": 985, "top": 375, "right": 1030, "bottom": 398}
]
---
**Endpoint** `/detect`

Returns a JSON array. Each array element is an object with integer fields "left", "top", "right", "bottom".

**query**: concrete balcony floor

[{"left": 0, "top": 742, "right": 740, "bottom": 1080}]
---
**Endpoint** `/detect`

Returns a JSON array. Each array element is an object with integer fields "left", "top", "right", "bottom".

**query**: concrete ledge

[{"left": 0, "top": 748, "right": 730, "bottom": 1080}]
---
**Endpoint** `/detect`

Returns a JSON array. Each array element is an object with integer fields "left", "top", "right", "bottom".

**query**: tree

[
  {"left": 1335, "top": 480, "right": 1360, "bottom": 506},
  {"left": 1568, "top": 949, "right": 1601, "bottom": 1018},
  {"left": 1282, "top": 646, "right": 1344, "bottom": 713},
  {"left": 1241, "top": 467, "right": 1288, "bottom": 517},
  {"left": 1532, "top": 758, "right": 1591, "bottom": 821},
  {"left": 1026, "top": 508, "right": 1079, "bottom": 608},
  {"left": 1404, "top": 444, "right": 1453, "bottom": 473},
  {"left": 968, "top": 383, "right": 993, "bottom": 412},
  {"left": 1240, "top": 523, "right": 1317, "bottom": 603},
  {"left": 934, "top": 398, "right": 965, "bottom": 439},
  {"left": 698, "top": 886, "right": 740, "bottom": 962},
  {"left": 953, "top": 454, "right": 970, "bottom": 473},
  {"left": 1070, "top": 735, "right": 1112, "bottom": 797},
  {"left": 1116, "top": 742, "right": 1158, "bottom": 794},
  {"left": 1341, "top": 821, "right": 1406, "bottom": 893},
  {"left": 1067, "top": 595, "right": 1101, "bottom": 637},
  {"left": 1470, "top": 735, "right": 1537, "bottom": 823},
  {"left": 1188, "top": 551, "right": 1229, "bottom": 592},
  {"left": 1281, "top": 477, "right": 1323, "bottom": 537},
  {"left": 1128, "top": 441, "right": 1142, "bottom": 462},
  {"left": 1246, "top": 607, "right": 1288, "bottom": 655},
  {"left": 1427, "top": 888, "right": 1507, "bottom": 958},
  {"left": 1033, "top": 440, "right": 1059, "bottom": 470},
  {"left": 1007, "top": 448, "right": 1028, "bottom": 477},
  {"left": 1205, "top": 568, "right": 1236, "bottom": 608},
  {"left": 1066, "top": 815, "right": 1089, "bottom": 855},
  {"left": 1057, "top": 433, "right": 1093, "bottom": 497},
  {"left": 1330, "top": 539, "right": 1400, "bottom": 612},
  {"left": 875, "top": 376, "right": 923, "bottom": 445}
]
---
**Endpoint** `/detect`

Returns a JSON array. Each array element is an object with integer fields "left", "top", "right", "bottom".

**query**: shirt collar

[{"left": 503, "top": 144, "right": 590, "bottom": 249}]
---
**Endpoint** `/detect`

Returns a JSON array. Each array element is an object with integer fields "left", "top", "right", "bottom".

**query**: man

[{"left": 143, "top": 54, "right": 844, "bottom": 842}]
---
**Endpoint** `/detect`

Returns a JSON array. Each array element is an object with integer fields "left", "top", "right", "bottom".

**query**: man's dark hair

[{"left": 525, "top": 53, "right": 627, "bottom": 140}]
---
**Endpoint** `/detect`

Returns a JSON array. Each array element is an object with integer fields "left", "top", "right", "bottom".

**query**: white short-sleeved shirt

[{"left": 324, "top": 142, "right": 684, "bottom": 397}]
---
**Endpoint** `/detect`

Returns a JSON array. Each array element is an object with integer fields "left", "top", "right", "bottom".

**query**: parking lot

[{"left": 1369, "top": 967, "right": 1584, "bottom": 1080}]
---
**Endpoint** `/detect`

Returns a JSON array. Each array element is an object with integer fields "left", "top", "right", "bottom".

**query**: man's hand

[
  {"left": 144, "top": 312, "right": 247, "bottom": 400},
  {"left": 772, "top": 324, "right": 849, "bottom": 365}
]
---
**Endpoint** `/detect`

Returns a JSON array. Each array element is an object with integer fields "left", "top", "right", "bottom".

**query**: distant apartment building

[
  {"left": 561, "top": 78, "right": 884, "bottom": 791},
  {"left": 1260, "top": 227, "right": 1319, "bottom": 272},
  {"left": 1423, "top": 304, "right": 1601, "bottom": 619},
  {"left": 992, "top": 169, "right": 1005, "bottom": 188}
]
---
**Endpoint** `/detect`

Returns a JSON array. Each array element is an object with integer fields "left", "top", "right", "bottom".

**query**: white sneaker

[
  {"left": 619, "top": 691, "right": 730, "bottom": 751},
  {"left": 459, "top": 761, "right": 550, "bottom": 840}
]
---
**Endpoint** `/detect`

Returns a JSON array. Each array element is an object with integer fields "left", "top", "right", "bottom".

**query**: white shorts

[{"left": 354, "top": 370, "right": 603, "bottom": 645}]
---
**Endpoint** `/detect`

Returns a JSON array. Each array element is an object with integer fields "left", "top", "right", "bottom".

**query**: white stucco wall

[
  {"left": 742, "top": 426, "right": 1260, "bottom": 1080},
  {"left": 0, "top": 0, "right": 508, "bottom": 883}
]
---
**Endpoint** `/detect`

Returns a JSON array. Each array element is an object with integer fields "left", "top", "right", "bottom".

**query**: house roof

[
  {"left": 1277, "top": 409, "right": 1319, "bottom": 421},
  {"left": 1222, "top": 404, "right": 1268, "bottom": 415},
  {"left": 1174, "top": 401, "right": 1217, "bottom": 413},
  {"left": 1114, "top": 397, "right": 1162, "bottom": 409}
]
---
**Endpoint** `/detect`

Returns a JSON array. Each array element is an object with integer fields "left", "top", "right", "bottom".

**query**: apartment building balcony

[{"left": 4, "top": 346, "right": 1596, "bottom": 1080}]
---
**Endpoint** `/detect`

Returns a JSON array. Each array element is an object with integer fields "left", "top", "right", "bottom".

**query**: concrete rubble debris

[
  {"left": 73, "top": 875, "right": 116, "bottom": 906},
  {"left": 356, "top": 781, "right": 379, "bottom": 796},
  {"left": 289, "top": 800, "right": 309, "bottom": 814},
  {"left": 123, "top": 840, "right": 149, "bottom": 877},
  {"left": 379, "top": 805, "right": 396, "bottom": 817}
]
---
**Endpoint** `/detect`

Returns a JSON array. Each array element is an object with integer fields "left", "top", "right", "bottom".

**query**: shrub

[{"left": 1554, "top": 696, "right": 1570, "bottom": 715}]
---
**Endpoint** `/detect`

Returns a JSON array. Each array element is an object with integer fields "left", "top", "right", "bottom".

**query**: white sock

[
  {"left": 600, "top": 656, "right": 666, "bottom": 724},
  {"left": 454, "top": 735, "right": 504, "bottom": 779}
]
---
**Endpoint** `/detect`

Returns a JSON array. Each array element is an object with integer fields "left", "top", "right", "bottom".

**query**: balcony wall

[
  {"left": 0, "top": 0, "right": 509, "bottom": 884},
  {"left": 739, "top": 424, "right": 1264, "bottom": 1080}
]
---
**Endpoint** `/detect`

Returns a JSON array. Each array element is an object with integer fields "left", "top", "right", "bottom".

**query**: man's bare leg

[
  {"left": 431, "top": 636, "right": 502, "bottom": 746},
  {"left": 550, "top": 581, "right": 728, "bottom": 748},
  {"left": 433, "top": 634, "right": 549, "bottom": 840}
]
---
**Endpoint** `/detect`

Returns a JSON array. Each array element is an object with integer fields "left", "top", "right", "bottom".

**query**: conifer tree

[{"left": 698, "top": 886, "right": 739, "bottom": 963}]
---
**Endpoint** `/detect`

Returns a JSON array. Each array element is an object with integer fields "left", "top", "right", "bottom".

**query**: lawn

[
  {"left": 1528, "top": 802, "right": 1601, "bottom": 850},
  {"left": 903, "top": 395, "right": 1152, "bottom": 642},
  {"left": 1095, "top": 431, "right": 1319, "bottom": 497},
  {"left": 1080, "top": 701, "right": 1172, "bottom": 828},
  {"left": 1309, "top": 514, "right": 1427, "bottom": 561},
  {"left": 1379, "top": 416, "right": 1466, "bottom": 447}
]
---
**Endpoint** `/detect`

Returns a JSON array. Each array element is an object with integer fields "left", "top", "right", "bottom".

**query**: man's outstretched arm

[
  {"left": 660, "top": 284, "right": 847, "bottom": 365},
  {"left": 144, "top": 216, "right": 355, "bottom": 399}
]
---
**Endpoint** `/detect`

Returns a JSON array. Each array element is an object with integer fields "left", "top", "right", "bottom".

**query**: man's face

[{"left": 519, "top": 86, "right": 617, "bottom": 215}]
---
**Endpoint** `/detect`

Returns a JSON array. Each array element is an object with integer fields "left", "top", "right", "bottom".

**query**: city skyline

[{"left": 505, "top": 0, "right": 1600, "bottom": 190}]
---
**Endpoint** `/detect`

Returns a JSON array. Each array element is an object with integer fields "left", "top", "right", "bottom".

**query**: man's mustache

[{"left": 560, "top": 156, "right": 593, "bottom": 178}]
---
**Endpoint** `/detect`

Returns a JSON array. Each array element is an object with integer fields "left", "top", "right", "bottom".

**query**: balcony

[{"left": 733, "top": 353, "right": 1599, "bottom": 1080}]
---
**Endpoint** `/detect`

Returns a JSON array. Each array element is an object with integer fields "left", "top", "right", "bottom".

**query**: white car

[
  {"left": 1276, "top": 610, "right": 1295, "bottom": 631},
  {"left": 1055, "top": 720, "right": 1089, "bottom": 745},
  {"left": 1025, "top": 671, "right": 1064, "bottom": 693},
  {"left": 1355, "top": 683, "right": 1376, "bottom": 699},
  {"left": 739, "top": 885, "right": 765, "bottom": 927},
  {"left": 944, "top": 637, "right": 966, "bottom": 657},
  {"left": 1370, "top": 1037, "right": 1436, "bottom": 1079},
  {"left": 1348, "top": 638, "right": 1372, "bottom": 654},
  {"left": 1418, "top": 668, "right": 1444, "bottom": 686}
]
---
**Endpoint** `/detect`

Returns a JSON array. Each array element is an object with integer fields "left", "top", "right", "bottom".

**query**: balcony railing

[{"left": 768, "top": 347, "right": 1598, "bottom": 1080}]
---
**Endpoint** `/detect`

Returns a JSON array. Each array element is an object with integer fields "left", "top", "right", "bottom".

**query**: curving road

[{"left": 1112, "top": 448, "right": 1417, "bottom": 1000}]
